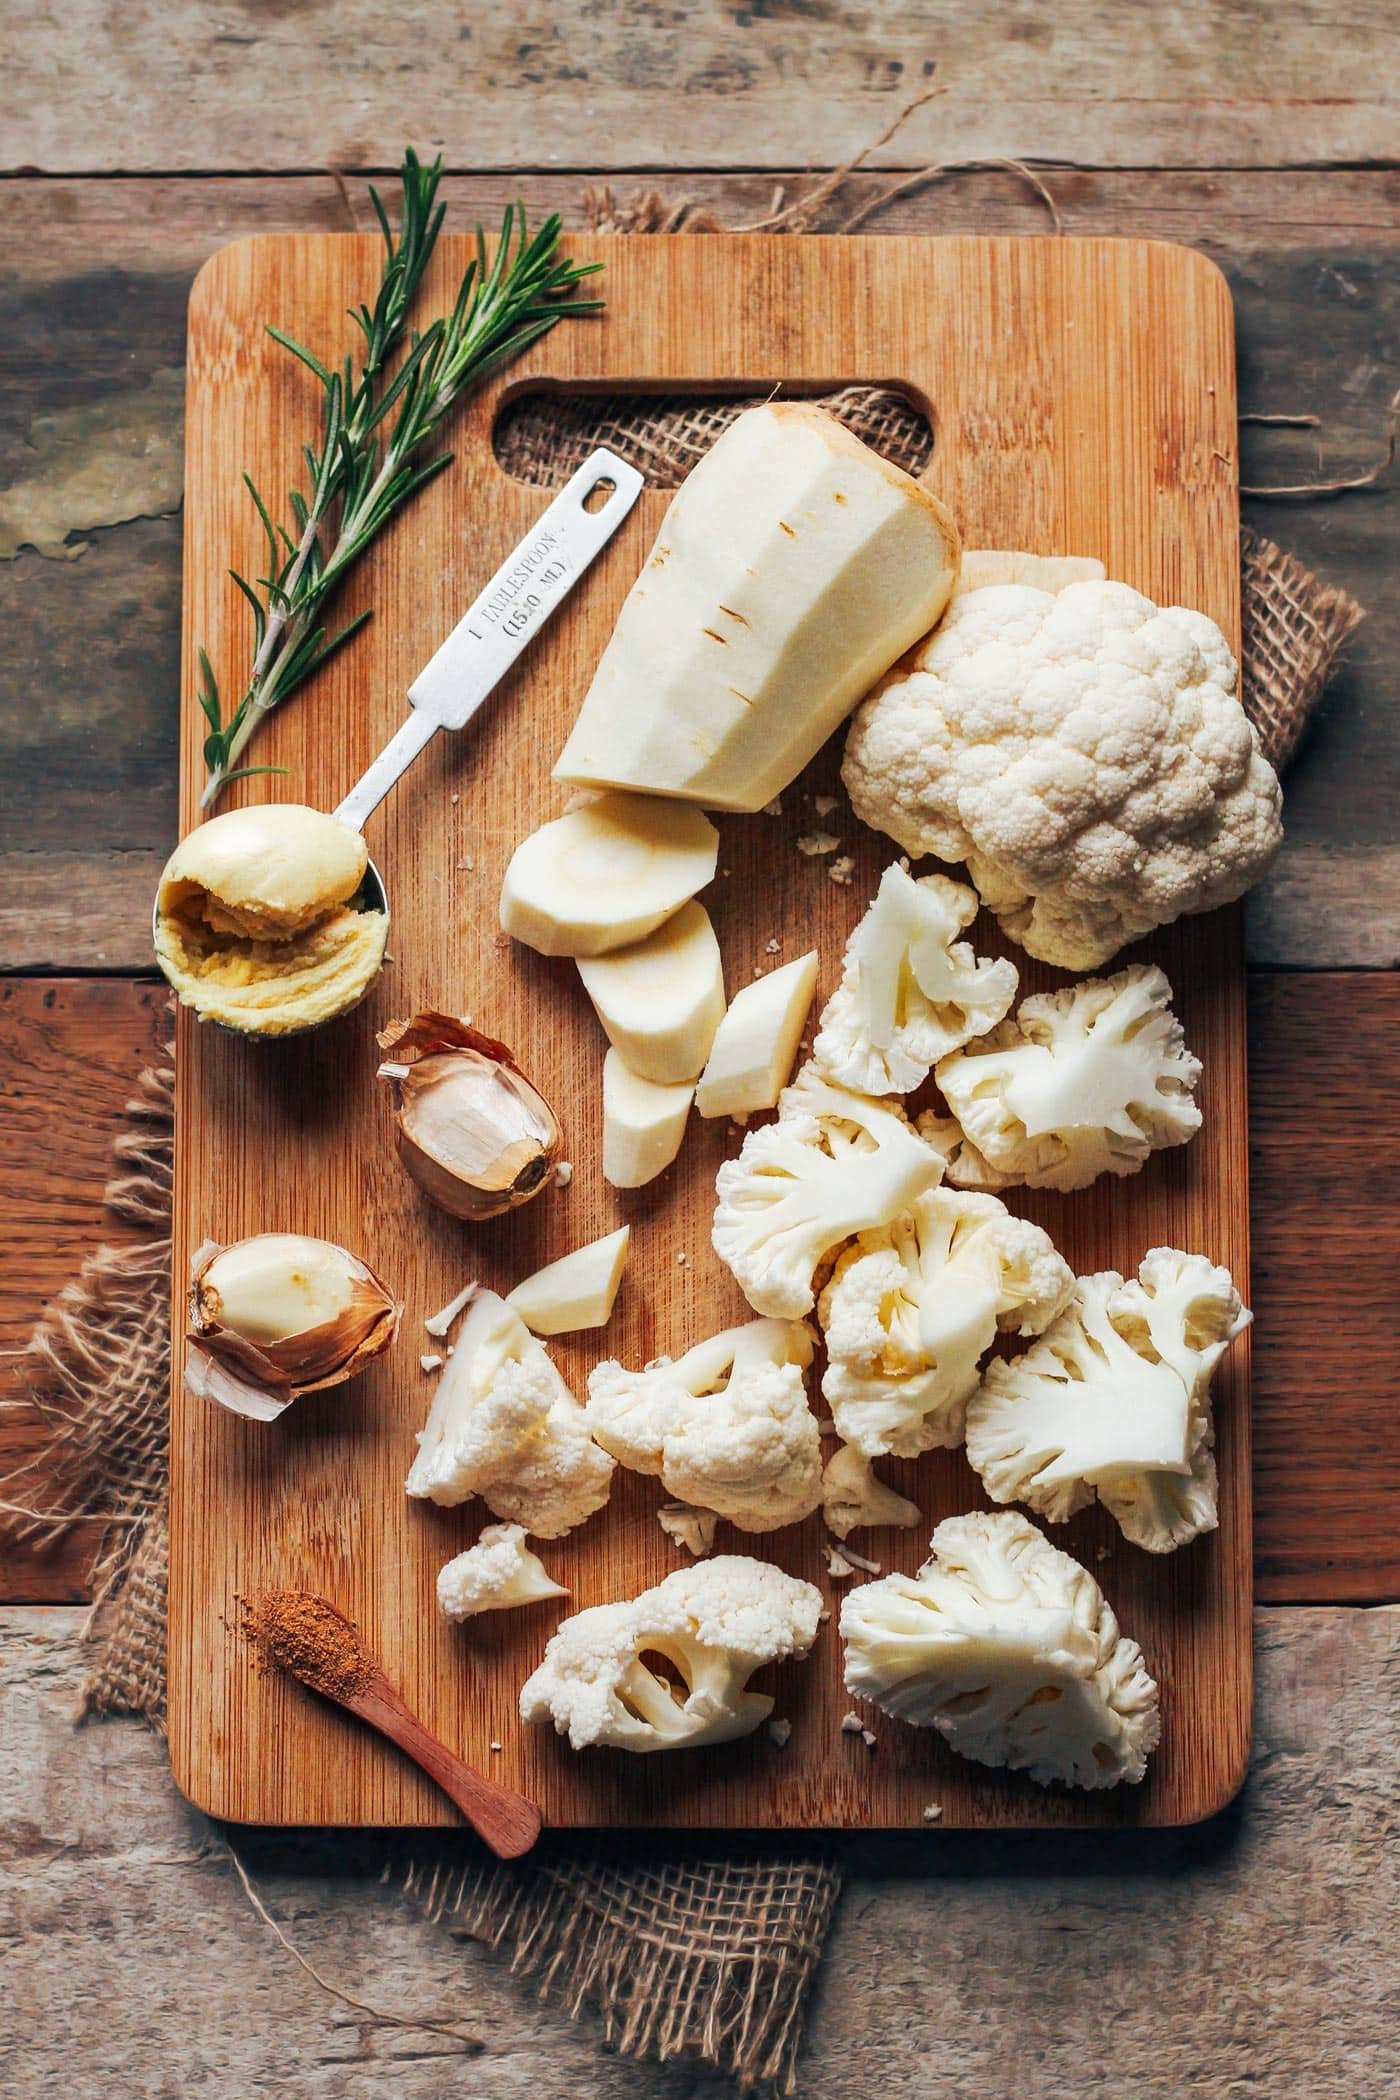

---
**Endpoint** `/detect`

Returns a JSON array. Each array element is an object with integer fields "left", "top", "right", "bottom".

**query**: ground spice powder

[{"left": 241, "top": 1589, "right": 377, "bottom": 1699}]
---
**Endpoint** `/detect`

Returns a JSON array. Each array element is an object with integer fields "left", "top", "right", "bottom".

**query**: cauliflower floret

[
  {"left": 657, "top": 1503, "right": 719, "bottom": 1557},
  {"left": 586, "top": 1318, "right": 821, "bottom": 1532},
  {"left": 405, "top": 1288, "right": 614, "bottom": 1538},
  {"left": 712, "top": 1062, "right": 945, "bottom": 1318},
  {"left": 520, "top": 1555, "right": 823, "bottom": 1752},
  {"left": 842, "top": 580, "right": 1283, "bottom": 970},
  {"left": 935, "top": 964, "right": 1202, "bottom": 1193},
  {"left": 840, "top": 1511, "right": 1160, "bottom": 1789},
  {"left": 965, "top": 1248, "right": 1250, "bottom": 1552},
  {"left": 812, "top": 864, "right": 1018, "bottom": 1095},
  {"left": 436, "top": 1522, "right": 568, "bottom": 1620},
  {"left": 818, "top": 1186, "right": 1075, "bottom": 1458},
  {"left": 821, "top": 1443, "right": 921, "bottom": 1539}
]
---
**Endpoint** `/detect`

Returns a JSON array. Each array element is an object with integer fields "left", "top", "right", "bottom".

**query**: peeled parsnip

[
  {"left": 577, "top": 901, "right": 725, "bottom": 1084},
  {"left": 500, "top": 792, "right": 719, "bottom": 957},
  {"left": 507, "top": 1226, "right": 631, "bottom": 1336},
  {"left": 696, "top": 950, "right": 818, "bottom": 1118},
  {"left": 554, "top": 404, "right": 961, "bottom": 812},
  {"left": 602, "top": 1050, "right": 694, "bottom": 1189}
]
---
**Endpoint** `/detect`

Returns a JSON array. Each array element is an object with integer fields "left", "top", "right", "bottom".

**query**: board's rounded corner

[
  {"left": 167, "top": 1729, "right": 242, "bottom": 1825},
  {"left": 187, "top": 232, "right": 274, "bottom": 326},
  {"left": 1151, "top": 237, "right": 1236, "bottom": 316}
]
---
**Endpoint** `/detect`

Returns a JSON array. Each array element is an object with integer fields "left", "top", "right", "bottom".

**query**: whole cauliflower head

[
  {"left": 935, "top": 964, "right": 1203, "bottom": 1194},
  {"left": 818, "top": 1186, "right": 1075, "bottom": 1458},
  {"left": 841, "top": 1510, "right": 1160, "bottom": 1789},
  {"left": 405, "top": 1288, "right": 614, "bottom": 1538},
  {"left": 586, "top": 1317, "right": 822, "bottom": 1532},
  {"left": 436, "top": 1522, "right": 568, "bottom": 1620},
  {"left": 520, "top": 1555, "right": 823, "bottom": 1752},
  {"left": 712, "top": 1061, "right": 945, "bottom": 1319},
  {"left": 965, "top": 1248, "right": 1250, "bottom": 1552},
  {"left": 813, "top": 863, "right": 1018, "bottom": 1095},
  {"left": 842, "top": 581, "right": 1283, "bottom": 970}
]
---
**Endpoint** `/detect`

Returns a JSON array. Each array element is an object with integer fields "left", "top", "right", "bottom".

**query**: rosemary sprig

[{"left": 198, "top": 155, "right": 602, "bottom": 806}]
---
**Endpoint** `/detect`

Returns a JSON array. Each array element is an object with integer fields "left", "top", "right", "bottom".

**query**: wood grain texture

[
  {"left": 4, "top": 1603, "right": 1397, "bottom": 2099},
  {"left": 168, "top": 233, "right": 1249, "bottom": 1830},
  {"left": 7, "top": 1, "right": 1398, "bottom": 173},
  {"left": 3, "top": 169, "right": 1396, "bottom": 971},
  {"left": 0, "top": 979, "right": 169, "bottom": 1602},
  {"left": 4, "top": 970, "right": 1397, "bottom": 1607}
]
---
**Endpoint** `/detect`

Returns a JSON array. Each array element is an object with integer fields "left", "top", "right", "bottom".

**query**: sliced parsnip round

[
  {"left": 696, "top": 950, "right": 819, "bottom": 1118},
  {"left": 602, "top": 1049, "right": 694, "bottom": 1189},
  {"left": 500, "top": 792, "right": 719, "bottom": 957},
  {"left": 578, "top": 900, "right": 725, "bottom": 1083},
  {"left": 506, "top": 1226, "right": 632, "bottom": 1336}
]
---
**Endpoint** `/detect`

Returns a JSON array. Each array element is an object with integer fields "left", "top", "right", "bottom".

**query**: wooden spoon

[{"left": 250, "top": 1591, "right": 541, "bottom": 1860}]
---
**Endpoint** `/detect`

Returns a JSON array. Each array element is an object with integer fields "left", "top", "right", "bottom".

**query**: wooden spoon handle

[{"left": 347, "top": 1675, "right": 542, "bottom": 1859}]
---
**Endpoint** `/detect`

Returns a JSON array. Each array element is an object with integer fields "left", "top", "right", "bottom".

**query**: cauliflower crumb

[
  {"left": 768, "top": 1717, "right": 792, "bottom": 1748},
  {"left": 762, "top": 797, "right": 784, "bottom": 817},
  {"left": 825, "top": 1544, "right": 855, "bottom": 1579},
  {"left": 425, "top": 1282, "right": 477, "bottom": 1337},
  {"left": 814, "top": 794, "right": 840, "bottom": 817},
  {"left": 490, "top": 1739, "right": 503, "bottom": 1752},
  {"left": 729, "top": 1113, "right": 750, "bottom": 1132},
  {"left": 420, "top": 1352, "right": 444, "bottom": 1373},
  {"left": 764, "top": 937, "right": 782, "bottom": 954},
  {"left": 818, "top": 1606, "right": 831, "bottom": 1623},
  {"left": 840, "top": 1711, "right": 864, "bottom": 1734},
  {"left": 861, "top": 1727, "right": 878, "bottom": 1750},
  {"left": 827, "top": 855, "right": 855, "bottom": 887},
  {"left": 554, "top": 1161, "right": 573, "bottom": 1188},
  {"left": 922, "top": 1802, "right": 944, "bottom": 1824},
  {"left": 451, "top": 793, "right": 460, "bottom": 805},
  {"left": 839, "top": 1544, "right": 882, "bottom": 1574},
  {"left": 797, "top": 831, "right": 840, "bottom": 856},
  {"left": 676, "top": 1250, "right": 690, "bottom": 1265}
]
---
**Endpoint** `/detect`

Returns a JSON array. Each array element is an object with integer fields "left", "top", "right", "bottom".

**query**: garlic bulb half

[
  {"left": 186, "top": 1233, "right": 400, "bottom": 1420},
  {"left": 377, "top": 1012, "right": 562, "bottom": 1221}
]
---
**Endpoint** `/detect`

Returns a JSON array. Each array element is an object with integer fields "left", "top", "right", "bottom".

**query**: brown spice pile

[{"left": 240, "top": 1588, "right": 377, "bottom": 1699}]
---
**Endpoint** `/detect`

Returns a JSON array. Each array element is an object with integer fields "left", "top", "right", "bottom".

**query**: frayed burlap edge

[{"left": 400, "top": 1851, "right": 840, "bottom": 2094}]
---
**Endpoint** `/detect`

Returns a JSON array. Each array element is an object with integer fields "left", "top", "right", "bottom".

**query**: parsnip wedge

[
  {"left": 554, "top": 404, "right": 961, "bottom": 812},
  {"left": 696, "top": 950, "right": 819, "bottom": 1118},
  {"left": 954, "top": 550, "right": 1106, "bottom": 596},
  {"left": 578, "top": 900, "right": 725, "bottom": 1083},
  {"left": 500, "top": 792, "right": 719, "bottom": 957},
  {"left": 602, "top": 1050, "right": 694, "bottom": 1189},
  {"left": 507, "top": 1226, "right": 631, "bottom": 1336}
]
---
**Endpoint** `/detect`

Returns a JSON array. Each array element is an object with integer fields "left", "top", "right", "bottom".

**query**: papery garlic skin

[
  {"left": 378, "top": 1013, "right": 562, "bottom": 1221},
  {"left": 187, "top": 1232, "right": 400, "bottom": 1417}
]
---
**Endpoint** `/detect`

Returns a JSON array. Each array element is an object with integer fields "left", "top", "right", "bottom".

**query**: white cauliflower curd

[
  {"left": 818, "top": 1186, "right": 1075, "bottom": 1458},
  {"left": 437, "top": 1523, "right": 568, "bottom": 1620},
  {"left": 934, "top": 964, "right": 1202, "bottom": 1194},
  {"left": 812, "top": 863, "right": 1018, "bottom": 1095},
  {"left": 520, "top": 1555, "right": 823, "bottom": 1752},
  {"left": 840, "top": 1511, "right": 1160, "bottom": 1789},
  {"left": 842, "top": 580, "right": 1282, "bottom": 971},
  {"left": 965, "top": 1248, "right": 1250, "bottom": 1552},
  {"left": 405, "top": 1288, "right": 614, "bottom": 1538},
  {"left": 586, "top": 1317, "right": 822, "bottom": 1532},
  {"left": 712, "top": 1062, "right": 945, "bottom": 1319}
]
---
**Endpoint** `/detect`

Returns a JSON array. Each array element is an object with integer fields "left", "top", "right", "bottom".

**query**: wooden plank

[
  {"left": 0, "top": 978, "right": 169, "bottom": 1601},
  {"left": 4, "top": 1601, "right": 1397, "bottom": 2097},
  {"left": 3, "top": 171, "right": 1396, "bottom": 971},
  {"left": 169, "top": 231, "right": 1249, "bottom": 1831},
  {"left": 3, "top": 971, "right": 1395, "bottom": 1603},
  {"left": 5, "top": 1, "right": 1397, "bottom": 173}
]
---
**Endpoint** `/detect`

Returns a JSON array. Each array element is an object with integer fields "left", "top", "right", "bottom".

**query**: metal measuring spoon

[{"left": 156, "top": 450, "right": 645, "bottom": 1034}]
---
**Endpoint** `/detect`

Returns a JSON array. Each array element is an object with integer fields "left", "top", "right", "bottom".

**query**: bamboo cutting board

[{"left": 170, "top": 234, "right": 1250, "bottom": 1829}]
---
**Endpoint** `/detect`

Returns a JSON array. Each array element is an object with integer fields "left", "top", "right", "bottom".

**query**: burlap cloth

[{"left": 2, "top": 188, "right": 1366, "bottom": 2095}]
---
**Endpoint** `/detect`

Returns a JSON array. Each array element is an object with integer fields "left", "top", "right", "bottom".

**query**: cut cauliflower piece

[
  {"left": 520, "top": 1555, "right": 823, "bottom": 1752},
  {"left": 405, "top": 1288, "right": 614, "bottom": 1537},
  {"left": 437, "top": 1522, "right": 568, "bottom": 1620},
  {"left": 813, "top": 864, "right": 1018, "bottom": 1095},
  {"left": 586, "top": 1317, "right": 821, "bottom": 1532},
  {"left": 935, "top": 965, "right": 1202, "bottom": 1193},
  {"left": 821, "top": 1443, "right": 921, "bottom": 1539},
  {"left": 840, "top": 1510, "right": 1160, "bottom": 1789},
  {"left": 657, "top": 1503, "right": 719, "bottom": 1557},
  {"left": 712, "top": 1062, "right": 945, "bottom": 1318},
  {"left": 965, "top": 1248, "right": 1250, "bottom": 1552},
  {"left": 843, "top": 580, "right": 1283, "bottom": 970},
  {"left": 818, "top": 1186, "right": 1075, "bottom": 1458}
]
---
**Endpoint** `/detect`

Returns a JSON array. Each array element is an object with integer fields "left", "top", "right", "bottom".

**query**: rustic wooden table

[{"left": 3, "top": 6, "right": 1396, "bottom": 2093}]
